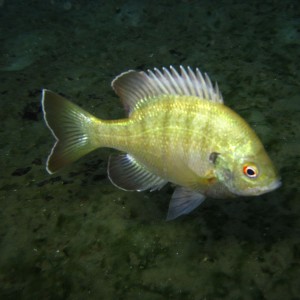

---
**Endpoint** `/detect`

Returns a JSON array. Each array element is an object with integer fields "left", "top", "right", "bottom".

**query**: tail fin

[{"left": 41, "top": 89, "right": 99, "bottom": 174}]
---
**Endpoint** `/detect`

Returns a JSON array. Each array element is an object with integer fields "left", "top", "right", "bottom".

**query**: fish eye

[{"left": 243, "top": 164, "right": 258, "bottom": 178}]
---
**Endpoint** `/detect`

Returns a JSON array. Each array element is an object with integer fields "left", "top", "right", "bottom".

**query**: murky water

[{"left": 0, "top": 1, "right": 299, "bottom": 299}]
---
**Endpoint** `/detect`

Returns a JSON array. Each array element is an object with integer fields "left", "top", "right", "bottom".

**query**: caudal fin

[{"left": 41, "top": 89, "right": 99, "bottom": 174}]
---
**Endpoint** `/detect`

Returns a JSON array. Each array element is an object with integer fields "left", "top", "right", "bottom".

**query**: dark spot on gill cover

[{"left": 209, "top": 152, "right": 220, "bottom": 164}]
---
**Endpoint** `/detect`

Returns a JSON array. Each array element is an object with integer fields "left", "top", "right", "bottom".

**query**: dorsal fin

[{"left": 111, "top": 65, "right": 223, "bottom": 115}]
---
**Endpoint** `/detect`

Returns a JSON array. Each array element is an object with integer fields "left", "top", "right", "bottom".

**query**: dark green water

[{"left": 0, "top": 0, "right": 299, "bottom": 299}]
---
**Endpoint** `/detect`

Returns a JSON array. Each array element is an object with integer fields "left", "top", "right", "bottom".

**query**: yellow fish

[{"left": 42, "top": 66, "right": 281, "bottom": 220}]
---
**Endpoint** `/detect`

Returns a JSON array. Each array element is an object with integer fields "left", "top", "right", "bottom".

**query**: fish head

[{"left": 214, "top": 147, "right": 281, "bottom": 197}]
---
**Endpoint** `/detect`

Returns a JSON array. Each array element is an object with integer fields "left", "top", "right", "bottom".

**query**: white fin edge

[{"left": 108, "top": 154, "right": 167, "bottom": 192}]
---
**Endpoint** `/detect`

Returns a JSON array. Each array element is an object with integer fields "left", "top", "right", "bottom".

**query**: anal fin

[{"left": 108, "top": 154, "right": 167, "bottom": 192}]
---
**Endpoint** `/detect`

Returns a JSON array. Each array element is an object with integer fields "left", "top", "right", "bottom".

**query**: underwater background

[{"left": 0, "top": 0, "right": 299, "bottom": 299}]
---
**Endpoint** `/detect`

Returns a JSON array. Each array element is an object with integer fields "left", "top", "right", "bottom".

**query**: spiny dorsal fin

[{"left": 111, "top": 66, "right": 223, "bottom": 115}]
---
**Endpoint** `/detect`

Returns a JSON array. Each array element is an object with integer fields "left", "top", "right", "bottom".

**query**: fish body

[{"left": 42, "top": 66, "right": 281, "bottom": 220}]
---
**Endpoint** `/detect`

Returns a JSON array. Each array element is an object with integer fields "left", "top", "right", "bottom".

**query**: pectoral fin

[{"left": 167, "top": 187, "right": 206, "bottom": 221}]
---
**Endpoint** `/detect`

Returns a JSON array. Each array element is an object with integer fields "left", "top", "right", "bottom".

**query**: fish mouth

[
  {"left": 234, "top": 179, "right": 282, "bottom": 196},
  {"left": 265, "top": 179, "right": 282, "bottom": 192}
]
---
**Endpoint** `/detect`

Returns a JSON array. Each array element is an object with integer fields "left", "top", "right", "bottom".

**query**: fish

[{"left": 41, "top": 66, "right": 281, "bottom": 220}]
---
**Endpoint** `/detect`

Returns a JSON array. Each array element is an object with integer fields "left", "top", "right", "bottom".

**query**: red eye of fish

[{"left": 243, "top": 164, "right": 258, "bottom": 178}]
